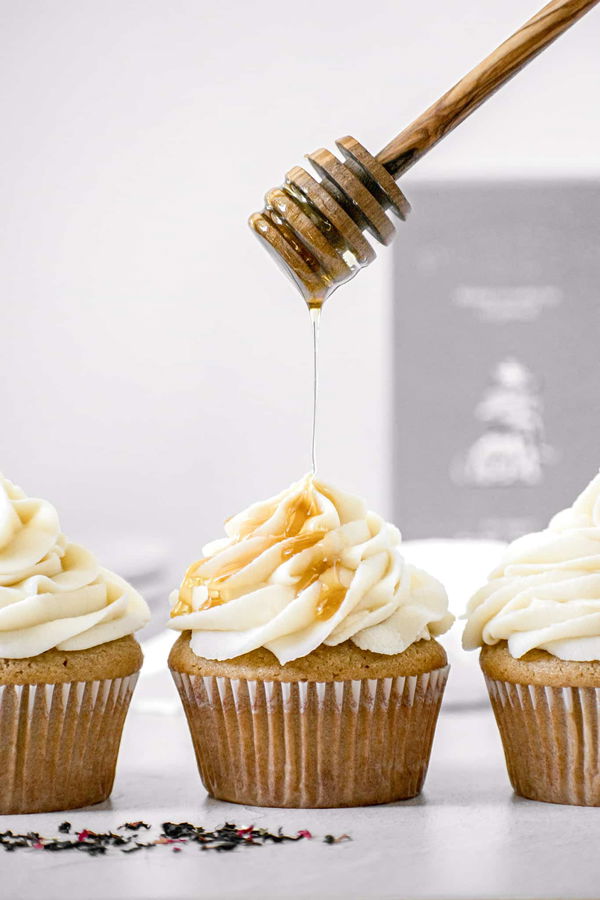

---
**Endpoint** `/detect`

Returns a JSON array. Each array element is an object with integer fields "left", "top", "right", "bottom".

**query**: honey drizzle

[
  {"left": 280, "top": 529, "right": 326, "bottom": 560},
  {"left": 316, "top": 580, "right": 348, "bottom": 621},
  {"left": 292, "top": 556, "right": 348, "bottom": 621},
  {"left": 172, "top": 476, "right": 350, "bottom": 624},
  {"left": 172, "top": 480, "right": 328, "bottom": 617},
  {"left": 310, "top": 306, "right": 320, "bottom": 474}
]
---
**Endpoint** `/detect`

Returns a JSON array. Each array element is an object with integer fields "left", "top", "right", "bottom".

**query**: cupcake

[
  {"left": 168, "top": 474, "right": 453, "bottom": 808},
  {"left": 464, "top": 470, "right": 600, "bottom": 806},
  {"left": 0, "top": 475, "right": 150, "bottom": 813}
]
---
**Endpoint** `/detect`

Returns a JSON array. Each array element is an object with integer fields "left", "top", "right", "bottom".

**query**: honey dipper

[{"left": 249, "top": 0, "right": 599, "bottom": 307}]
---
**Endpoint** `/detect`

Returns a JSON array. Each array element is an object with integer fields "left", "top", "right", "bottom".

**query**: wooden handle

[{"left": 377, "top": 0, "right": 599, "bottom": 177}]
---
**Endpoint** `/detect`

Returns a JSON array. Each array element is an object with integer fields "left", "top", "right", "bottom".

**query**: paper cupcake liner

[
  {"left": 0, "top": 673, "right": 139, "bottom": 814},
  {"left": 171, "top": 665, "right": 449, "bottom": 808},
  {"left": 485, "top": 676, "right": 600, "bottom": 806}
]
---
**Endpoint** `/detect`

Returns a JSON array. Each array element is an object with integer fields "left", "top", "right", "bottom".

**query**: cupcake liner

[
  {"left": 485, "top": 675, "right": 600, "bottom": 806},
  {"left": 0, "top": 673, "right": 139, "bottom": 814},
  {"left": 171, "top": 665, "right": 449, "bottom": 808}
]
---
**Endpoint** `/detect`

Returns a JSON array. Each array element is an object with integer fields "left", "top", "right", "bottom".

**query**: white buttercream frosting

[
  {"left": 463, "top": 471, "right": 600, "bottom": 660},
  {"left": 0, "top": 475, "right": 150, "bottom": 658},
  {"left": 168, "top": 474, "right": 453, "bottom": 664}
]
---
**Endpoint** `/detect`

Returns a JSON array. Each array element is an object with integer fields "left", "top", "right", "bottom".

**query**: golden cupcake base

[
  {"left": 0, "top": 637, "right": 143, "bottom": 814},
  {"left": 481, "top": 643, "right": 600, "bottom": 807},
  {"left": 170, "top": 637, "right": 449, "bottom": 808},
  {"left": 486, "top": 676, "right": 600, "bottom": 807},
  {"left": 0, "top": 674, "right": 139, "bottom": 814}
]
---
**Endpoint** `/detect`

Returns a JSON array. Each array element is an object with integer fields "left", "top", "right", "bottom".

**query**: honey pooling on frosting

[
  {"left": 169, "top": 475, "right": 453, "bottom": 664},
  {"left": 171, "top": 477, "right": 348, "bottom": 621}
]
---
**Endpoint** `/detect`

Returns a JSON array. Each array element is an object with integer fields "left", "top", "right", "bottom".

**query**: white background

[{"left": 1, "top": 0, "right": 598, "bottom": 587}]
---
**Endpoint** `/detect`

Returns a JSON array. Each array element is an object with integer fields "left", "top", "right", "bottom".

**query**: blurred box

[{"left": 393, "top": 181, "right": 600, "bottom": 541}]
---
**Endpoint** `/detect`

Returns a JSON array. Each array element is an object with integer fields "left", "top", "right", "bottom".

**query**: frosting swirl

[
  {"left": 0, "top": 475, "right": 150, "bottom": 658},
  {"left": 169, "top": 474, "right": 453, "bottom": 664},
  {"left": 463, "top": 471, "right": 600, "bottom": 660}
]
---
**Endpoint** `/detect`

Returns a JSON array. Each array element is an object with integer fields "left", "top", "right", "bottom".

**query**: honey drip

[
  {"left": 310, "top": 305, "right": 320, "bottom": 475},
  {"left": 250, "top": 182, "right": 367, "bottom": 311},
  {"left": 280, "top": 529, "right": 326, "bottom": 560},
  {"left": 281, "top": 486, "right": 320, "bottom": 537},
  {"left": 172, "top": 480, "right": 331, "bottom": 617},
  {"left": 172, "top": 536, "right": 276, "bottom": 615},
  {"left": 316, "top": 581, "right": 347, "bottom": 621},
  {"left": 292, "top": 556, "right": 348, "bottom": 621}
]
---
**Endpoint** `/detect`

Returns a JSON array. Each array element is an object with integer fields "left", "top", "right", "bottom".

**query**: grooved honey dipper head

[{"left": 249, "top": 136, "right": 410, "bottom": 307}]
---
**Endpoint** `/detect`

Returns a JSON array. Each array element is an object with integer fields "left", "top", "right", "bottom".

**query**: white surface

[
  {"left": 3, "top": 666, "right": 600, "bottom": 900},
  {"left": 1, "top": 1, "right": 599, "bottom": 576}
]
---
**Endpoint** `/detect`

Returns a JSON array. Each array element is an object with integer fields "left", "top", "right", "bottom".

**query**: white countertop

[{"left": 3, "top": 660, "right": 600, "bottom": 900}]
